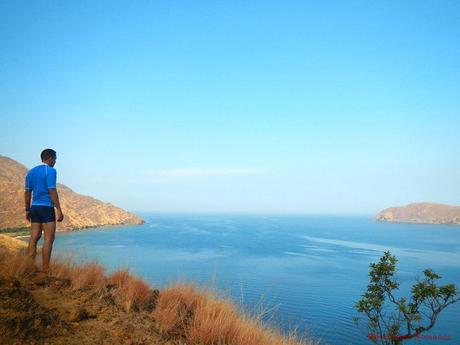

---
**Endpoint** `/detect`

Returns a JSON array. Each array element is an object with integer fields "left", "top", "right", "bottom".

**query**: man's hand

[
  {"left": 25, "top": 190, "right": 32, "bottom": 222},
  {"left": 56, "top": 208, "right": 64, "bottom": 222},
  {"left": 49, "top": 189, "right": 63, "bottom": 222}
]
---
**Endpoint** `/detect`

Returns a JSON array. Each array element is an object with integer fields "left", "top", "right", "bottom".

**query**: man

[{"left": 25, "top": 149, "right": 64, "bottom": 272}]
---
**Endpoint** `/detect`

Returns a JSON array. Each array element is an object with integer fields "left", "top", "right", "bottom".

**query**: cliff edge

[
  {"left": 0, "top": 155, "right": 144, "bottom": 232},
  {"left": 375, "top": 202, "right": 460, "bottom": 226}
]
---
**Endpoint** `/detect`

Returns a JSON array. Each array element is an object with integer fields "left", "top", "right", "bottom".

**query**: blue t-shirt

[{"left": 25, "top": 164, "right": 57, "bottom": 207}]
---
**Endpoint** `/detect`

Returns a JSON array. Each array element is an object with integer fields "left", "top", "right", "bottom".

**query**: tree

[{"left": 354, "top": 251, "right": 459, "bottom": 344}]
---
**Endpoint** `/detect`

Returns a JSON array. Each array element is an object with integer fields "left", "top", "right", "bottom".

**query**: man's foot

[
  {"left": 40, "top": 267, "right": 50, "bottom": 275},
  {"left": 32, "top": 270, "right": 50, "bottom": 286}
]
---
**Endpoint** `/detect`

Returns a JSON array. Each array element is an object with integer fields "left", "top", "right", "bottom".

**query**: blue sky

[{"left": 1, "top": 1, "right": 459, "bottom": 214}]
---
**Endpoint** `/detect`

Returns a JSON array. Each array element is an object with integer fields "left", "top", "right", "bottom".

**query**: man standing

[{"left": 25, "top": 149, "right": 64, "bottom": 272}]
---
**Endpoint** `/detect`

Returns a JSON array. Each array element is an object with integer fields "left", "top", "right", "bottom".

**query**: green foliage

[
  {"left": 0, "top": 227, "right": 29, "bottom": 234},
  {"left": 354, "top": 251, "right": 459, "bottom": 345},
  {"left": 0, "top": 227, "right": 30, "bottom": 237}
]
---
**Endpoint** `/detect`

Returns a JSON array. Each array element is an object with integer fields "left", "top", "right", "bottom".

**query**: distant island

[
  {"left": 376, "top": 202, "right": 460, "bottom": 226},
  {"left": 0, "top": 155, "right": 144, "bottom": 233}
]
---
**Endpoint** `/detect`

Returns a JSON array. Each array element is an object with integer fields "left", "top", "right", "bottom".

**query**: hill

[
  {"left": 0, "top": 155, "right": 143, "bottom": 232},
  {"left": 375, "top": 202, "right": 460, "bottom": 225}
]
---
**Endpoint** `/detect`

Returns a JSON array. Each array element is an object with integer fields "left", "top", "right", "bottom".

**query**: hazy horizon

[{"left": 1, "top": 1, "right": 459, "bottom": 214}]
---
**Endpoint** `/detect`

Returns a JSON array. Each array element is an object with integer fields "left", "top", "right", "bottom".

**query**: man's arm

[
  {"left": 49, "top": 189, "right": 64, "bottom": 222},
  {"left": 25, "top": 190, "right": 32, "bottom": 221}
]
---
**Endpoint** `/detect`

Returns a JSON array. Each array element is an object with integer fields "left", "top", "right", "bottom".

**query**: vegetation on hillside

[{"left": 0, "top": 245, "right": 315, "bottom": 345}]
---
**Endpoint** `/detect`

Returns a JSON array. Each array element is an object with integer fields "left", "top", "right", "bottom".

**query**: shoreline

[
  {"left": 5, "top": 221, "right": 145, "bottom": 240},
  {"left": 375, "top": 219, "right": 460, "bottom": 227}
]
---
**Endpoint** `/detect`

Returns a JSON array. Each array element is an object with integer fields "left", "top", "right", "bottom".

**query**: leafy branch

[{"left": 354, "top": 251, "right": 459, "bottom": 344}]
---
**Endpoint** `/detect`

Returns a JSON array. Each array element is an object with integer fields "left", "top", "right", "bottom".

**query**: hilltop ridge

[{"left": 0, "top": 155, "right": 144, "bottom": 232}]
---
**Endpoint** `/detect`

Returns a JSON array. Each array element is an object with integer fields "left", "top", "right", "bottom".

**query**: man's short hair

[{"left": 41, "top": 149, "right": 57, "bottom": 161}]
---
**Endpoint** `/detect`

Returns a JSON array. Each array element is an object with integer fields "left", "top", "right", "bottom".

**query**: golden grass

[
  {"left": 153, "top": 284, "right": 315, "bottom": 345},
  {"left": 49, "top": 257, "right": 76, "bottom": 280},
  {"left": 153, "top": 285, "right": 202, "bottom": 336},
  {"left": 69, "top": 262, "right": 106, "bottom": 290},
  {"left": 49, "top": 258, "right": 106, "bottom": 291},
  {"left": 108, "top": 269, "right": 154, "bottom": 311},
  {"left": 0, "top": 250, "right": 36, "bottom": 278},
  {"left": 0, "top": 248, "right": 315, "bottom": 345}
]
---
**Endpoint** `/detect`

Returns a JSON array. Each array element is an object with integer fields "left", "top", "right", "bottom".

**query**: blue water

[{"left": 52, "top": 214, "right": 460, "bottom": 344}]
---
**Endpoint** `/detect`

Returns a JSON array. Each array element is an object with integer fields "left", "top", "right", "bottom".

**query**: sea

[{"left": 49, "top": 213, "right": 460, "bottom": 344}]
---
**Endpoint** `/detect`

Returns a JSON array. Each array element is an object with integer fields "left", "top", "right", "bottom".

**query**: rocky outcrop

[
  {"left": 0, "top": 155, "right": 144, "bottom": 232},
  {"left": 376, "top": 203, "right": 460, "bottom": 226}
]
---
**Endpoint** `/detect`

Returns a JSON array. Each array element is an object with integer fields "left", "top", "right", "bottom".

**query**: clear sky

[{"left": 1, "top": 1, "right": 459, "bottom": 214}]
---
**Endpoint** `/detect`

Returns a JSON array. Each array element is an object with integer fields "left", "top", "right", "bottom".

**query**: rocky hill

[
  {"left": 0, "top": 155, "right": 144, "bottom": 232},
  {"left": 376, "top": 202, "right": 460, "bottom": 226}
]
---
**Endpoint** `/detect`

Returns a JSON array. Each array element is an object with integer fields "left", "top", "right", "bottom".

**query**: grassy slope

[{"left": 0, "top": 235, "right": 315, "bottom": 345}]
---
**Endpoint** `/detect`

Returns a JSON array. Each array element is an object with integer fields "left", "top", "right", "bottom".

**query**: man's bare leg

[
  {"left": 28, "top": 222, "right": 42, "bottom": 262},
  {"left": 41, "top": 221, "right": 56, "bottom": 272}
]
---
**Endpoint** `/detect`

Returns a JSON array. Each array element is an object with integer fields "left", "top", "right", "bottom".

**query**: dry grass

[
  {"left": 69, "top": 262, "right": 106, "bottom": 290},
  {"left": 153, "top": 285, "right": 203, "bottom": 336},
  {"left": 52, "top": 259, "right": 155, "bottom": 312},
  {"left": 49, "top": 257, "right": 76, "bottom": 280},
  {"left": 48, "top": 258, "right": 107, "bottom": 291},
  {"left": 153, "top": 284, "right": 315, "bottom": 345},
  {"left": 0, "top": 250, "right": 36, "bottom": 278},
  {"left": 108, "top": 269, "right": 155, "bottom": 312}
]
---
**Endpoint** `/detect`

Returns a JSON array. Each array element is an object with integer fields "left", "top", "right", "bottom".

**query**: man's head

[{"left": 41, "top": 149, "right": 57, "bottom": 167}]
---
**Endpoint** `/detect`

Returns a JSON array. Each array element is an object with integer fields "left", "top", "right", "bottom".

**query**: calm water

[{"left": 51, "top": 214, "right": 460, "bottom": 344}]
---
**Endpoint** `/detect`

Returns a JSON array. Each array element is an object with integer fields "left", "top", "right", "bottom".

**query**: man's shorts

[{"left": 30, "top": 206, "right": 56, "bottom": 223}]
